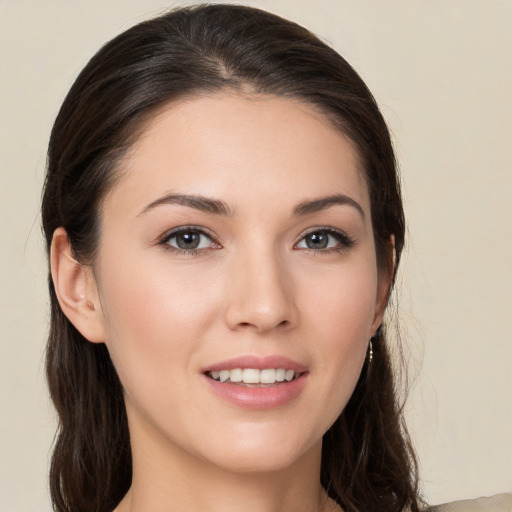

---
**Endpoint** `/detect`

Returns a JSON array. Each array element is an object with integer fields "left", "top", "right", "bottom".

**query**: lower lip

[{"left": 202, "top": 374, "right": 308, "bottom": 410}]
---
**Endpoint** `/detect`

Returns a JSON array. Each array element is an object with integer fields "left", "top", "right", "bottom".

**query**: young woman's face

[{"left": 92, "top": 93, "right": 389, "bottom": 475}]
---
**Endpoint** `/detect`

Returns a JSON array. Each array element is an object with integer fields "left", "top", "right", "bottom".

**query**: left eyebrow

[{"left": 293, "top": 194, "right": 365, "bottom": 219}]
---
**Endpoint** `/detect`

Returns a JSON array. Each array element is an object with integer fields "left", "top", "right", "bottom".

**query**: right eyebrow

[{"left": 137, "top": 193, "right": 235, "bottom": 217}]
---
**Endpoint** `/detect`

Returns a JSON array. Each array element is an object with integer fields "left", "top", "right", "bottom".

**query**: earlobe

[{"left": 50, "top": 227, "right": 106, "bottom": 343}]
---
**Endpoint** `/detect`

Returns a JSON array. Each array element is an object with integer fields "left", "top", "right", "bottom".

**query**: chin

[{"left": 195, "top": 428, "right": 322, "bottom": 475}]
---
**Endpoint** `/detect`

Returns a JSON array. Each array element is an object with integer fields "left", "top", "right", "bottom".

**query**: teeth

[
  {"left": 285, "top": 369, "right": 295, "bottom": 381},
  {"left": 260, "top": 369, "right": 276, "bottom": 384},
  {"left": 230, "top": 368, "right": 243, "bottom": 382},
  {"left": 208, "top": 368, "right": 300, "bottom": 384},
  {"left": 243, "top": 368, "right": 260, "bottom": 384}
]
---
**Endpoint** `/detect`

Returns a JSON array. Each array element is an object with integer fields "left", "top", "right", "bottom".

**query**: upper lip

[{"left": 201, "top": 355, "right": 308, "bottom": 373}]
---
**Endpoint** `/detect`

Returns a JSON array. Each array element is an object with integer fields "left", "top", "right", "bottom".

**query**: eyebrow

[
  {"left": 293, "top": 194, "right": 365, "bottom": 219},
  {"left": 138, "top": 193, "right": 234, "bottom": 217},
  {"left": 138, "top": 192, "right": 364, "bottom": 219}
]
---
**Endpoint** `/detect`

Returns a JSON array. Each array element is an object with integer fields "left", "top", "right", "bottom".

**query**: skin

[{"left": 51, "top": 93, "right": 392, "bottom": 512}]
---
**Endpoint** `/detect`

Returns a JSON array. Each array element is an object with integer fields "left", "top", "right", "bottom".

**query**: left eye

[
  {"left": 295, "top": 229, "right": 349, "bottom": 250},
  {"left": 164, "top": 229, "right": 215, "bottom": 251}
]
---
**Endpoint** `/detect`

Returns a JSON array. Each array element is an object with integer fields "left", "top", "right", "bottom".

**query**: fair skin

[{"left": 51, "top": 93, "right": 392, "bottom": 512}]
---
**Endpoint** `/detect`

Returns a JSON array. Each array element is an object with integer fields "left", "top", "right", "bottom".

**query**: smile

[
  {"left": 202, "top": 356, "right": 308, "bottom": 408},
  {"left": 207, "top": 368, "right": 301, "bottom": 385}
]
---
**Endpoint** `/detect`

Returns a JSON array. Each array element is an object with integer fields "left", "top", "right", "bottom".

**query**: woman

[{"left": 41, "top": 4, "right": 506, "bottom": 512}]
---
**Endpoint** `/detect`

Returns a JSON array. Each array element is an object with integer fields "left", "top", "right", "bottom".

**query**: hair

[{"left": 42, "top": 4, "right": 420, "bottom": 512}]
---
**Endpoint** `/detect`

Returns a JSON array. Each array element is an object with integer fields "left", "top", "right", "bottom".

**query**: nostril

[{"left": 237, "top": 320, "right": 290, "bottom": 330}]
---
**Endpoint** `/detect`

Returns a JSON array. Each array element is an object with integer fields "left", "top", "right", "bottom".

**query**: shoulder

[{"left": 427, "top": 493, "right": 511, "bottom": 512}]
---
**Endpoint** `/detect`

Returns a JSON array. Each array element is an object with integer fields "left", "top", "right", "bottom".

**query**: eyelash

[
  {"left": 157, "top": 226, "right": 355, "bottom": 256},
  {"left": 294, "top": 227, "right": 355, "bottom": 254},
  {"left": 158, "top": 226, "right": 220, "bottom": 256}
]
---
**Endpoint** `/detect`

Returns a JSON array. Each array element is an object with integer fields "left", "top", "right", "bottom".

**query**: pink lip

[
  {"left": 201, "top": 355, "right": 308, "bottom": 373},
  {"left": 202, "top": 374, "right": 307, "bottom": 410},
  {"left": 201, "top": 355, "right": 309, "bottom": 410}
]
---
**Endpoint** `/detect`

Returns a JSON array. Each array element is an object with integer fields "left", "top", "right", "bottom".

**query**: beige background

[{"left": 0, "top": 1, "right": 510, "bottom": 510}]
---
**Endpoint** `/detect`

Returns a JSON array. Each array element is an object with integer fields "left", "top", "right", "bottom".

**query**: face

[{"left": 91, "top": 93, "right": 389, "bottom": 475}]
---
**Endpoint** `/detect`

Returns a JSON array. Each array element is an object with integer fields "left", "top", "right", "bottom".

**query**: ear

[
  {"left": 50, "top": 227, "right": 106, "bottom": 343},
  {"left": 371, "top": 235, "right": 396, "bottom": 336}
]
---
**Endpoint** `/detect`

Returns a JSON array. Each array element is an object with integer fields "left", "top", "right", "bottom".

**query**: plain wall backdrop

[{"left": 0, "top": 1, "right": 510, "bottom": 510}]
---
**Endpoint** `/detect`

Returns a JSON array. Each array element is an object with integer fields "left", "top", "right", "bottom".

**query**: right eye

[{"left": 161, "top": 228, "right": 219, "bottom": 253}]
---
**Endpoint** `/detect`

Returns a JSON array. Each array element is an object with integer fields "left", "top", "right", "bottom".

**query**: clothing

[{"left": 429, "top": 493, "right": 511, "bottom": 512}]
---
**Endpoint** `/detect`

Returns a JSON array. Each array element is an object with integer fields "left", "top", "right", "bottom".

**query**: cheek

[
  {"left": 300, "top": 255, "right": 379, "bottom": 346},
  {"left": 95, "top": 253, "right": 221, "bottom": 398},
  {"left": 298, "top": 257, "right": 377, "bottom": 419},
  {"left": 98, "top": 247, "right": 219, "bottom": 335}
]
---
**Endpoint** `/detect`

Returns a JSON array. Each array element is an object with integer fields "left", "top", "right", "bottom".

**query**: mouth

[
  {"left": 205, "top": 368, "right": 304, "bottom": 386},
  {"left": 201, "top": 356, "right": 308, "bottom": 408}
]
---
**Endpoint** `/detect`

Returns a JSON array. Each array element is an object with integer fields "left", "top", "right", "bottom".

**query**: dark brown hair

[{"left": 42, "top": 4, "right": 419, "bottom": 512}]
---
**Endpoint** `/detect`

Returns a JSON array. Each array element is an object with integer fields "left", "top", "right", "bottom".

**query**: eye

[
  {"left": 295, "top": 228, "right": 354, "bottom": 251},
  {"left": 161, "top": 227, "right": 219, "bottom": 253}
]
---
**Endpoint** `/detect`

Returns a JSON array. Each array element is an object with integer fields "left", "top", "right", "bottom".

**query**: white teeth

[
  {"left": 208, "top": 368, "right": 300, "bottom": 384},
  {"left": 260, "top": 369, "right": 276, "bottom": 384},
  {"left": 230, "top": 368, "right": 243, "bottom": 382},
  {"left": 219, "top": 370, "right": 230, "bottom": 383},
  {"left": 242, "top": 368, "right": 261, "bottom": 384}
]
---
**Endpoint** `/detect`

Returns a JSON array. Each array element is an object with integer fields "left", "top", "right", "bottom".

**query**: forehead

[{"left": 108, "top": 93, "right": 370, "bottom": 217}]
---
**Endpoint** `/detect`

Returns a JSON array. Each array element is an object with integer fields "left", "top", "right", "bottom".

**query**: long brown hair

[{"left": 42, "top": 4, "right": 419, "bottom": 512}]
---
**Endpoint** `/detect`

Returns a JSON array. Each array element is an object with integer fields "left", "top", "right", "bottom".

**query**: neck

[{"left": 115, "top": 420, "right": 337, "bottom": 512}]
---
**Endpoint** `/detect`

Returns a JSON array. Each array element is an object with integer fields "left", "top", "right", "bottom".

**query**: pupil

[
  {"left": 307, "top": 232, "right": 328, "bottom": 249},
  {"left": 177, "top": 232, "right": 199, "bottom": 250}
]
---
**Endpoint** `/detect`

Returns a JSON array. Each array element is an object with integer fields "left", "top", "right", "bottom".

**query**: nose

[{"left": 224, "top": 248, "right": 298, "bottom": 334}]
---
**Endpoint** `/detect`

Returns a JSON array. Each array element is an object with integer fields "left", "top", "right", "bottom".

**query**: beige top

[{"left": 429, "top": 493, "right": 511, "bottom": 512}]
